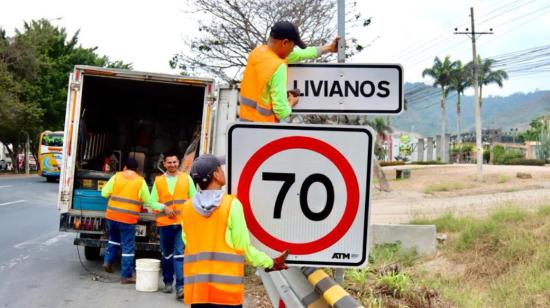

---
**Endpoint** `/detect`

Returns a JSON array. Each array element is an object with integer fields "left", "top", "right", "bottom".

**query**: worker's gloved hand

[
  {"left": 265, "top": 250, "right": 289, "bottom": 272},
  {"left": 163, "top": 205, "right": 176, "bottom": 218},
  {"left": 321, "top": 37, "right": 340, "bottom": 54},
  {"left": 287, "top": 89, "right": 300, "bottom": 98}
]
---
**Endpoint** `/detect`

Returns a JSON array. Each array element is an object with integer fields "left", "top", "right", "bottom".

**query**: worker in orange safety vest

[
  {"left": 181, "top": 154, "right": 288, "bottom": 307},
  {"left": 101, "top": 158, "right": 151, "bottom": 284},
  {"left": 239, "top": 20, "right": 339, "bottom": 123},
  {"left": 148, "top": 151, "right": 196, "bottom": 301}
]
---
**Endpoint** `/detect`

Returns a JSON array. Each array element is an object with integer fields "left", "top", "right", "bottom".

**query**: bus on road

[{"left": 38, "top": 130, "right": 63, "bottom": 182}]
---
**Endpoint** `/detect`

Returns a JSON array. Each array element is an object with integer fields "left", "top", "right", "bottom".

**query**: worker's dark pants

[
  {"left": 104, "top": 220, "right": 135, "bottom": 278},
  {"left": 159, "top": 224, "right": 184, "bottom": 290}
]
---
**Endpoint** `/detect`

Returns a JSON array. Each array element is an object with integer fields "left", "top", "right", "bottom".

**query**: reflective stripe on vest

[
  {"left": 238, "top": 95, "right": 274, "bottom": 117},
  {"left": 154, "top": 173, "right": 189, "bottom": 226},
  {"left": 239, "top": 45, "right": 286, "bottom": 123},
  {"left": 106, "top": 172, "right": 144, "bottom": 224},
  {"left": 184, "top": 274, "right": 243, "bottom": 285},
  {"left": 182, "top": 194, "right": 245, "bottom": 305},
  {"left": 184, "top": 251, "right": 245, "bottom": 264}
]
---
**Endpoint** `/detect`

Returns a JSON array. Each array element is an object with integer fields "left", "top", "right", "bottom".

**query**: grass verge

[{"left": 345, "top": 205, "right": 550, "bottom": 307}]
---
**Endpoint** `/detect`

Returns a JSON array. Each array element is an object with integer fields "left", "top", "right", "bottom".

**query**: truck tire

[
  {"left": 46, "top": 176, "right": 56, "bottom": 183},
  {"left": 84, "top": 246, "right": 101, "bottom": 261}
]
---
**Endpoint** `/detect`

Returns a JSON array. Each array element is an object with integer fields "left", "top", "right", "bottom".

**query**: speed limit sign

[{"left": 227, "top": 123, "right": 373, "bottom": 267}]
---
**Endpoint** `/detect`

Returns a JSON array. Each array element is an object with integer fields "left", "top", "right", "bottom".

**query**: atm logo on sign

[{"left": 331, "top": 252, "right": 351, "bottom": 260}]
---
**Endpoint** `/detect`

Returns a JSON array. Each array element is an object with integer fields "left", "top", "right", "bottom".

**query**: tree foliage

[
  {"left": 464, "top": 55, "right": 508, "bottom": 107},
  {"left": 0, "top": 19, "right": 131, "bottom": 172},
  {"left": 170, "top": 0, "right": 371, "bottom": 81}
]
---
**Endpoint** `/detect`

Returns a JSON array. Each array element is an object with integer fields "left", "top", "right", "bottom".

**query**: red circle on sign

[{"left": 237, "top": 136, "right": 360, "bottom": 255}]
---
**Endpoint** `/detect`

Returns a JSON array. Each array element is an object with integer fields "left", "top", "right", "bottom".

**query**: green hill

[{"left": 392, "top": 83, "right": 550, "bottom": 137}]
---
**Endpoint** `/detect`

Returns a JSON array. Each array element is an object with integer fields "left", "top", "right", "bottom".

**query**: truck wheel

[
  {"left": 46, "top": 176, "right": 56, "bottom": 183},
  {"left": 84, "top": 246, "right": 101, "bottom": 261}
]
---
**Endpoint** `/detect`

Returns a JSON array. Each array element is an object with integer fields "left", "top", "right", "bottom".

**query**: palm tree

[
  {"left": 466, "top": 55, "right": 508, "bottom": 107},
  {"left": 371, "top": 117, "right": 393, "bottom": 143},
  {"left": 422, "top": 56, "right": 456, "bottom": 163},
  {"left": 449, "top": 60, "right": 468, "bottom": 144}
]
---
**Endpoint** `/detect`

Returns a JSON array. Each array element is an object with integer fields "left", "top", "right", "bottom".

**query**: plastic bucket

[{"left": 135, "top": 258, "right": 161, "bottom": 292}]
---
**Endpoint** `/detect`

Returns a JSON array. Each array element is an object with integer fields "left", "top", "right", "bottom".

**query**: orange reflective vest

[
  {"left": 106, "top": 172, "right": 144, "bottom": 224},
  {"left": 182, "top": 194, "right": 245, "bottom": 305},
  {"left": 154, "top": 173, "right": 189, "bottom": 227},
  {"left": 239, "top": 45, "right": 286, "bottom": 123}
]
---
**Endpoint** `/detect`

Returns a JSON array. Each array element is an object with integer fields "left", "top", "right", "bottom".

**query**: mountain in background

[{"left": 391, "top": 82, "right": 550, "bottom": 137}]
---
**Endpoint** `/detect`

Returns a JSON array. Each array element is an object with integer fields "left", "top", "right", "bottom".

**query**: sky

[{"left": 1, "top": 0, "right": 549, "bottom": 97}]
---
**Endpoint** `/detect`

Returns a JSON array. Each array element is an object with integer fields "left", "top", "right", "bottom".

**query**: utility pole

[
  {"left": 334, "top": 0, "right": 345, "bottom": 285},
  {"left": 454, "top": 7, "right": 492, "bottom": 180}
]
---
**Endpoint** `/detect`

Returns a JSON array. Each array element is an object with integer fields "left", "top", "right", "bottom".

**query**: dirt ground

[{"left": 371, "top": 164, "right": 550, "bottom": 223}]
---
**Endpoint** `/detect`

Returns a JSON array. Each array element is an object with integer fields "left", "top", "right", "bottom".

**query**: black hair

[
  {"left": 124, "top": 158, "right": 139, "bottom": 171},
  {"left": 163, "top": 150, "right": 180, "bottom": 161}
]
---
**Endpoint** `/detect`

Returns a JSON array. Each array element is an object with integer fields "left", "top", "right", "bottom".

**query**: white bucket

[{"left": 135, "top": 258, "right": 161, "bottom": 292}]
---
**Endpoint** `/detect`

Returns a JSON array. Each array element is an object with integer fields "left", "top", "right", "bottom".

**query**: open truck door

[{"left": 58, "top": 66, "right": 216, "bottom": 260}]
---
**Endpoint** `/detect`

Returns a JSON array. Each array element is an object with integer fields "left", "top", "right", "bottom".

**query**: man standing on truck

[
  {"left": 182, "top": 154, "right": 289, "bottom": 307},
  {"left": 101, "top": 158, "right": 151, "bottom": 284},
  {"left": 239, "top": 20, "right": 339, "bottom": 123},
  {"left": 148, "top": 151, "right": 196, "bottom": 301}
]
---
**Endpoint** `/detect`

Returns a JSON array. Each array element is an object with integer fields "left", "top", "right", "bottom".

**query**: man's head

[
  {"left": 163, "top": 151, "right": 180, "bottom": 174},
  {"left": 123, "top": 158, "right": 138, "bottom": 172},
  {"left": 268, "top": 21, "right": 306, "bottom": 59},
  {"left": 190, "top": 154, "right": 225, "bottom": 190}
]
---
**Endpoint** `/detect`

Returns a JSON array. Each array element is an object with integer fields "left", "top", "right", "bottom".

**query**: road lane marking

[
  {"left": 14, "top": 230, "right": 58, "bottom": 249},
  {"left": 0, "top": 200, "right": 25, "bottom": 207},
  {"left": 0, "top": 185, "right": 12, "bottom": 188}
]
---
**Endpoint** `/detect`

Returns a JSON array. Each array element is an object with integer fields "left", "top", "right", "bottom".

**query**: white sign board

[
  {"left": 287, "top": 63, "right": 403, "bottom": 114},
  {"left": 228, "top": 123, "right": 373, "bottom": 267}
]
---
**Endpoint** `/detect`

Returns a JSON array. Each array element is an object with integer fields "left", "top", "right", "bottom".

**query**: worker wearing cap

[
  {"left": 181, "top": 154, "right": 288, "bottom": 307},
  {"left": 101, "top": 158, "right": 151, "bottom": 284},
  {"left": 239, "top": 20, "right": 339, "bottom": 123},
  {"left": 148, "top": 151, "right": 196, "bottom": 301}
]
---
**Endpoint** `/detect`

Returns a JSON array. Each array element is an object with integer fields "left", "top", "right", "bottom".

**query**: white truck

[{"left": 57, "top": 65, "right": 238, "bottom": 260}]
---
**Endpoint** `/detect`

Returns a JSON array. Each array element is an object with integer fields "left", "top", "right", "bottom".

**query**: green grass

[
  {"left": 376, "top": 273, "right": 411, "bottom": 298},
  {"left": 496, "top": 174, "right": 510, "bottom": 183},
  {"left": 410, "top": 213, "right": 474, "bottom": 233},
  {"left": 423, "top": 182, "right": 465, "bottom": 193},
  {"left": 409, "top": 206, "right": 550, "bottom": 307}
]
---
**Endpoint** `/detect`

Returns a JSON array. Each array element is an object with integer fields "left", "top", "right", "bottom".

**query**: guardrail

[{"left": 260, "top": 267, "right": 363, "bottom": 308}]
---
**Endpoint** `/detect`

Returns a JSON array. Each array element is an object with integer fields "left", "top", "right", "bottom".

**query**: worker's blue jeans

[
  {"left": 104, "top": 220, "right": 135, "bottom": 279},
  {"left": 159, "top": 224, "right": 184, "bottom": 290}
]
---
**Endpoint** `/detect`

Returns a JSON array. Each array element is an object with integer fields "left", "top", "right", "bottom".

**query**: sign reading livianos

[
  {"left": 287, "top": 63, "right": 403, "bottom": 114},
  {"left": 228, "top": 123, "right": 373, "bottom": 267}
]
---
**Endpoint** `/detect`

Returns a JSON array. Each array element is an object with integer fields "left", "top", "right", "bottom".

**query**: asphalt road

[{"left": 0, "top": 175, "right": 188, "bottom": 307}]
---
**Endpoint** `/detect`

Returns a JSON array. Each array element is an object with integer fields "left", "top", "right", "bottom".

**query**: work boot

[
  {"left": 121, "top": 276, "right": 136, "bottom": 284},
  {"left": 102, "top": 263, "right": 113, "bottom": 273},
  {"left": 162, "top": 284, "right": 173, "bottom": 293},
  {"left": 176, "top": 288, "right": 184, "bottom": 301}
]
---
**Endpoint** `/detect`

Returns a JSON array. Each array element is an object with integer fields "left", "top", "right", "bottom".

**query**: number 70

[{"left": 262, "top": 172, "right": 335, "bottom": 221}]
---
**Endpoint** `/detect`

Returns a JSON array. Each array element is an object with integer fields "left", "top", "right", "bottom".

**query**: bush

[
  {"left": 380, "top": 161, "right": 405, "bottom": 167},
  {"left": 503, "top": 158, "right": 545, "bottom": 166},
  {"left": 492, "top": 146, "right": 524, "bottom": 164}
]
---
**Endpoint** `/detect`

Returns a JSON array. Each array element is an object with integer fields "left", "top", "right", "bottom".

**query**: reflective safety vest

[
  {"left": 182, "top": 194, "right": 245, "bottom": 305},
  {"left": 154, "top": 173, "right": 189, "bottom": 227},
  {"left": 239, "top": 45, "right": 286, "bottom": 123},
  {"left": 106, "top": 171, "right": 144, "bottom": 224}
]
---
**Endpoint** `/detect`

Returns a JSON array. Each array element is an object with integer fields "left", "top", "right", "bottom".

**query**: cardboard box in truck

[{"left": 57, "top": 65, "right": 238, "bottom": 260}]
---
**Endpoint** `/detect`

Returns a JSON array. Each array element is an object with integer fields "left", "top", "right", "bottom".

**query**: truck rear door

[{"left": 58, "top": 69, "right": 84, "bottom": 212}]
